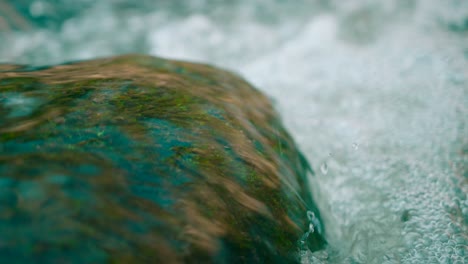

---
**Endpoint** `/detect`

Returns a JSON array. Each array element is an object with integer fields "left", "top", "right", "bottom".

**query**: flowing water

[{"left": 0, "top": 0, "right": 467, "bottom": 263}]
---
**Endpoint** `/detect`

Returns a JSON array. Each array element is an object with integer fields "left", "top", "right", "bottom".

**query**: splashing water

[
  {"left": 300, "top": 211, "right": 328, "bottom": 263},
  {"left": 0, "top": 0, "right": 467, "bottom": 263},
  {"left": 300, "top": 211, "right": 316, "bottom": 251}
]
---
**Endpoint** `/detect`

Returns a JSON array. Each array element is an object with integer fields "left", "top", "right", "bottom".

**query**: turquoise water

[{"left": 1, "top": 0, "right": 467, "bottom": 263}]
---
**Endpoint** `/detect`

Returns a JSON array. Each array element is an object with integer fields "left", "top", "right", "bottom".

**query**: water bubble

[
  {"left": 352, "top": 142, "right": 359, "bottom": 150},
  {"left": 320, "top": 162, "right": 328, "bottom": 174}
]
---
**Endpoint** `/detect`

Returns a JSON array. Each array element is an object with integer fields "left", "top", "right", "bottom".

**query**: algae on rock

[{"left": 0, "top": 54, "right": 325, "bottom": 263}]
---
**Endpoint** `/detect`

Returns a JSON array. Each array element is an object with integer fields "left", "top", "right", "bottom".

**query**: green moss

[
  {"left": 0, "top": 77, "right": 41, "bottom": 92},
  {"left": 0, "top": 54, "right": 325, "bottom": 263}
]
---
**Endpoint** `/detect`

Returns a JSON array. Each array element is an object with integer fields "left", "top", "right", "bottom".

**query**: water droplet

[
  {"left": 352, "top": 142, "right": 359, "bottom": 150},
  {"left": 307, "top": 211, "right": 315, "bottom": 221},
  {"left": 320, "top": 162, "right": 328, "bottom": 174}
]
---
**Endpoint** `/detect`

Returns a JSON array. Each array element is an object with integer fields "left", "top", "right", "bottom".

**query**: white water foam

[{"left": 0, "top": 0, "right": 466, "bottom": 263}]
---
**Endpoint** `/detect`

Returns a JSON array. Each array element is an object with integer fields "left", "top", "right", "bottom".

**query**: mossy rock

[{"left": 0, "top": 54, "right": 325, "bottom": 263}]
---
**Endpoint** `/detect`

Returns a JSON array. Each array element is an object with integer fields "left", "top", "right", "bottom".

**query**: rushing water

[{"left": 1, "top": 0, "right": 467, "bottom": 263}]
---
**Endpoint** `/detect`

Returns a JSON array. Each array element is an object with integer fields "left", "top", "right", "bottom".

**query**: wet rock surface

[{"left": 0, "top": 54, "right": 325, "bottom": 263}]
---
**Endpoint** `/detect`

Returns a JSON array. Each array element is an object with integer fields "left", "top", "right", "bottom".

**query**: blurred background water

[{"left": 0, "top": 0, "right": 467, "bottom": 263}]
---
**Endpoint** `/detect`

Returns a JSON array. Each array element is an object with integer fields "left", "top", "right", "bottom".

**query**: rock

[{"left": 0, "top": 54, "right": 325, "bottom": 263}]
